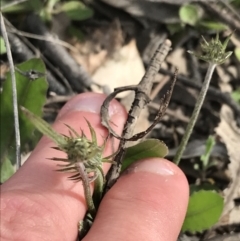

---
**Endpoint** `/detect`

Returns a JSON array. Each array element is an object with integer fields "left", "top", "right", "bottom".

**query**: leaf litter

[{"left": 215, "top": 105, "right": 240, "bottom": 226}]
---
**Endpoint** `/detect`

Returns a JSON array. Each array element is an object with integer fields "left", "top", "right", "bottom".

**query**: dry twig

[{"left": 101, "top": 39, "right": 173, "bottom": 190}]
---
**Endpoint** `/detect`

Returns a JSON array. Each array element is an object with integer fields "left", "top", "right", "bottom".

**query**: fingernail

[
  {"left": 127, "top": 158, "right": 176, "bottom": 176},
  {"left": 57, "top": 93, "right": 120, "bottom": 119}
]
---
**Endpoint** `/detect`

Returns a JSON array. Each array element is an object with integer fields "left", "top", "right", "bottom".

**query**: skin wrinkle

[
  {"left": 1, "top": 173, "right": 75, "bottom": 240},
  {"left": 1, "top": 190, "right": 72, "bottom": 241},
  {"left": 91, "top": 199, "right": 164, "bottom": 241},
  {"left": 108, "top": 173, "right": 175, "bottom": 209},
  {"left": 1, "top": 193, "right": 47, "bottom": 238}
]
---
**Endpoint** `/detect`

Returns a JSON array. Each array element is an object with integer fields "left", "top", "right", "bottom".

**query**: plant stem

[
  {"left": 173, "top": 62, "right": 217, "bottom": 165},
  {"left": 76, "top": 162, "right": 96, "bottom": 218},
  {"left": 92, "top": 168, "right": 104, "bottom": 209},
  {"left": 0, "top": 13, "right": 21, "bottom": 170},
  {"left": 1, "top": 0, "right": 28, "bottom": 10}
]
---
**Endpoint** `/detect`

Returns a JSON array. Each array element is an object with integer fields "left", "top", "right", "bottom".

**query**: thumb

[{"left": 84, "top": 158, "right": 189, "bottom": 241}]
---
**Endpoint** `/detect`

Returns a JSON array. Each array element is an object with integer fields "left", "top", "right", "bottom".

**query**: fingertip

[
  {"left": 57, "top": 92, "right": 126, "bottom": 120},
  {"left": 85, "top": 158, "right": 189, "bottom": 241}
]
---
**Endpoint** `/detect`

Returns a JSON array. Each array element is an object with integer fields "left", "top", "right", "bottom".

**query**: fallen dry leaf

[
  {"left": 70, "top": 19, "right": 124, "bottom": 74},
  {"left": 92, "top": 39, "right": 145, "bottom": 97},
  {"left": 215, "top": 105, "right": 240, "bottom": 226}
]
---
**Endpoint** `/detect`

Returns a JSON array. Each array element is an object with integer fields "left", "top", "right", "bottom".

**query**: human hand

[{"left": 1, "top": 93, "right": 189, "bottom": 241}]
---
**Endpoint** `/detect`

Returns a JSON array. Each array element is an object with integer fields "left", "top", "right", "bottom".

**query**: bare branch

[{"left": 101, "top": 39, "right": 172, "bottom": 191}]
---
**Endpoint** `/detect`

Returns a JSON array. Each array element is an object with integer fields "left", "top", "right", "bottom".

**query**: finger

[
  {"left": 1, "top": 93, "right": 127, "bottom": 241},
  {"left": 85, "top": 158, "right": 189, "bottom": 241}
]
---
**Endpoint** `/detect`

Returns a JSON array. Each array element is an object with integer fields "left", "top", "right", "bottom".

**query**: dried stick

[
  {"left": 102, "top": 39, "right": 172, "bottom": 190},
  {"left": 6, "top": 28, "right": 79, "bottom": 53},
  {"left": 0, "top": 13, "right": 21, "bottom": 169}
]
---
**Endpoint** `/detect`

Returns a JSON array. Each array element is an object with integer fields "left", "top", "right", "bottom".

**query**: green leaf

[
  {"left": 60, "top": 1, "right": 93, "bottom": 21},
  {"left": 121, "top": 139, "right": 168, "bottom": 172},
  {"left": 200, "top": 135, "right": 215, "bottom": 168},
  {"left": 0, "top": 37, "right": 7, "bottom": 54},
  {"left": 20, "top": 107, "right": 66, "bottom": 147},
  {"left": 182, "top": 190, "right": 224, "bottom": 232},
  {"left": 179, "top": 4, "right": 200, "bottom": 26},
  {"left": 190, "top": 184, "right": 219, "bottom": 195},
  {"left": 234, "top": 47, "right": 240, "bottom": 61},
  {"left": 40, "top": 0, "right": 61, "bottom": 22},
  {"left": 0, "top": 157, "right": 15, "bottom": 183},
  {"left": 199, "top": 21, "right": 228, "bottom": 31},
  {"left": 0, "top": 58, "right": 48, "bottom": 164},
  {"left": 1, "top": 0, "right": 43, "bottom": 13}
]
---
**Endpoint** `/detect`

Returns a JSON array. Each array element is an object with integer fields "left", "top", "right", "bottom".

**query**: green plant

[
  {"left": 20, "top": 107, "right": 109, "bottom": 217},
  {"left": 176, "top": 3, "right": 228, "bottom": 33},
  {"left": 182, "top": 190, "right": 224, "bottom": 232},
  {"left": 121, "top": 139, "right": 168, "bottom": 172},
  {"left": 173, "top": 33, "right": 232, "bottom": 165},
  {"left": 200, "top": 135, "right": 216, "bottom": 171},
  {"left": 1, "top": 0, "right": 93, "bottom": 22},
  {"left": 0, "top": 58, "right": 48, "bottom": 182},
  {"left": 40, "top": 0, "right": 94, "bottom": 22},
  {"left": 169, "top": 34, "right": 232, "bottom": 232},
  {"left": 20, "top": 106, "right": 170, "bottom": 217},
  {"left": 179, "top": 4, "right": 202, "bottom": 26}
]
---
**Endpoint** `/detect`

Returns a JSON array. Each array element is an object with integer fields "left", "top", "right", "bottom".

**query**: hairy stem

[
  {"left": 173, "top": 62, "right": 217, "bottom": 165},
  {"left": 76, "top": 162, "right": 96, "bottom": 218}
]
